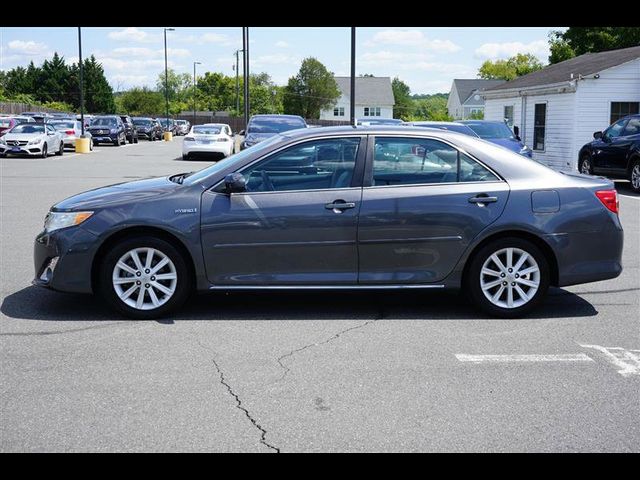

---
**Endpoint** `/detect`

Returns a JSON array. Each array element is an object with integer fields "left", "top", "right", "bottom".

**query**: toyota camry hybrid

[{"left": 33, "top": 126, "right": 623, "bottom": 319}]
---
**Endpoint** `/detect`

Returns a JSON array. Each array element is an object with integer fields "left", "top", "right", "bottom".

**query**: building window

[
  {"left": 504, "top": 105, "right": 514, "bottom": 127},
  {"left": 610, "top": 102, "right": 639, "bottom": 124},
  {"left": 333, "top": 107, "right": 344, "bottom": 117},
  {"left": 364, "top": 107, "right": 381, "bottom": 117},
  {"left": 533, "top": 103, "right": 546, "bottom": 151}
]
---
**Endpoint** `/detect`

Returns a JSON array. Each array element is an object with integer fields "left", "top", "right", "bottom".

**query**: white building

[
  {"left": 319, "top": 77, "right": 395, "bottom": 121},
  {"left": 482, "top": 45, "right": 640, "bottom": 171},
  {"left": 446, "top": 79, "right": 505, "bottom": 119}
]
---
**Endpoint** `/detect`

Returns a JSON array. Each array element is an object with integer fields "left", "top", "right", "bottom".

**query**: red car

[{"left": 0, "top": 116, "right": 35, "bottom": 136}]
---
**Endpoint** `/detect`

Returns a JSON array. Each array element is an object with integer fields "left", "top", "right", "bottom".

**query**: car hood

[
  {"left": 53, "top": 176, "right": 179, "bottom": 211},
  {"left": 484, "top": 137, "right": 524, "bottom": 152},
  {"left": 2, "top": 133, "right": 46, "bottom": 141}
]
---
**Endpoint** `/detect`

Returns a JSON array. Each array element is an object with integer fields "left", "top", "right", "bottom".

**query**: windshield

[
  {"left": 133, "top": 119, "right": 152, "bottom": 126},
  {"left": 0, "top": 119, "right": 12, "bottom": 128},
  {"left": 50, "top": 121, "right": 76, "bottom": 130},
  {"left": 465, "top": 122, "right": 514, "bottom": 139},
  {"left": 247, "top": 117, "right": 306, "bottom": 134},
  {"left": 92, "top": 117, "right": 118, "bottom": 126},
  {"left": 193, "top": 126, "right": 222, "bottom": 135},
  {"left": 159, "top": 119, "right": 174, "bottom": 126},
  {"left": 183, "top": 135, "right": 282, "bottom": 186},
  {"left": 10, "top": 124, "right": 45, "bottom": 134},
  {"left": 176, "top": 120, "right": 187, "bottom": 125}
]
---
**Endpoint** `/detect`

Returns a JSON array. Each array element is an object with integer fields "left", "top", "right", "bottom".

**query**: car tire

[
  {"left": 113, "top": 137, "right": 120, "bottom": 146},
  {"left": 466, "top": 237, "right": 550, "bottom": 318},
  {"left": 97, "top": 235, "right": 192, "bottom": 320},
  {"left": 579, "top": 155, "right": 593, "bottom": 175},
  {"left": 56, "top": 142, "right": 64, "bottom": 156},
  {"left": 182, "top": 153, "right": 189, "bottom": 160},
  {"left": 41, "top": 143, "right": 48, "bottom": 158},
  {"left": 629, "top": 158, "right": 640, "bottom": 193},
  {"left": 134, "top": 136, "right": 138, "bottom": 144}
]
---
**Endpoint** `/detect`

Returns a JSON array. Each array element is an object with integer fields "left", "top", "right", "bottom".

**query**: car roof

[
  {"left": 250, "top": 114, "right": 305, "bottom": 120},
  {"left": 410, "top": 121, "right": 468, "bottom": 126},
  {"left": 277, "top": 124, "right": 475, "bottom": 141}
]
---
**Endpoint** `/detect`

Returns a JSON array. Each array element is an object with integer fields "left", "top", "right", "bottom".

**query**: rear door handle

[
  {"left": 325, "top": 200, "right": 356, "bottom": 213},
  {"left": 468, "top": 195, "right": 498, "bottom": 205}
]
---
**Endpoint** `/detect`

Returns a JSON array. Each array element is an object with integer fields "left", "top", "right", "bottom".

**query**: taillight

[
  {"left": 595, "top": 189, "right": 619, "bottom": 214},
  {"left": 65, "top": 130, "right": 75, "bottom": 135}
]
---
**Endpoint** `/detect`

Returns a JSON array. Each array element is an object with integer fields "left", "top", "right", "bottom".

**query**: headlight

[
  {"left": 44, "top": 211, "right": 93, "bottom": 233},
  {"left": 0, "top": 137, "right": 6, "bottom": 145},
  {"left": 28, "top": 137, "right": 42, "bottom": 145},
  {"left": 110, "top": 128, "right": 118, "bottom": 134}
]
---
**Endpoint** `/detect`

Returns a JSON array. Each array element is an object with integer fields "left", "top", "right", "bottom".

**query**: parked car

[
  {"left": 182, "top": 123, "right": 234, "bottom": 160},
  {"left": 86, "top": 116, "right": 127, "bottom": 146},
  {"left": 132, "top": 117, "right": 163, "bottom": 141},
  {"left": 119, "top": 115, "right": 139, "bottom": 144},
  {"left": 21, "top": 112, "right": 52, "bottom": 123},
  {"left": 0, "top": 122, "right": 64, "bottom": 157},
  {"left": 175, "top": 119, "right": 190, "bottom": 135},
  {"left": 49, "top": 119, "right": 93, "bottom": 150},
  {"left": 357, "top": 118, "right": 403, "bottom": 126},
  {"left": 240, "top": 114, "right": 307, "bottom": 150},
  {"left": 157, "top": 117, "right": 178, "bottom": 136},
  {"left": 405, "top": 121, "right": 480, "bottom": 137},
  {"left": 33, "top": 125, "right": 623, "bottom": 319},
  {"left": 578, "top": 114, "right": 640, "bottom": 193},
  {"left": 76, "top": 114, "right": 95, "bottom": 129},
  {"left": 461, "top": 120, "right": 533, "bottom": 158},
  {"left": 0, "top": 115, "right": 35, "bottom": 136}
]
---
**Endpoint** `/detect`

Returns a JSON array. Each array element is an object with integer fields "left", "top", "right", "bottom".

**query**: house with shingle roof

[
  {"left": 319, "top": 76, "right": 395, "bottom": 121},
  {"left": 482, "top": 45, "right": 640, "bottom": 171},
  {"left": 446, "top": 79, "right": 506, "bottom": 120}
]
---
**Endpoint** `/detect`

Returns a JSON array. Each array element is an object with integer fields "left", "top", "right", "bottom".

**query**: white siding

[
  {"left": 319, "top": 99, "right": 394, "bottom": 120},
  {"left": 447, "top": 83, "right": 462, "bottom": 119},
  {"left": 572, "top": 59, "right": 640, "bottom": 169}
]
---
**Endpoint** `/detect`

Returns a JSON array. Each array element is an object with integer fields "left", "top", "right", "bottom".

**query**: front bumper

[
  {"left": 89, "top": 132, "right": 118, "bottom": 143},
  {"left": 0, "top": 143, "right": 45, "bottom": 156},
  {"left": 33, "top": 227, "right": 98, "bottom": 294}
]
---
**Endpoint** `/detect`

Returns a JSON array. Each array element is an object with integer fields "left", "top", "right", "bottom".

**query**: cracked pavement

[{"left": 1, "top": 139, "right": 639, "bottom": 452}]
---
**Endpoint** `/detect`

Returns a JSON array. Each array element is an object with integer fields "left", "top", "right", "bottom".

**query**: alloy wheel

[
  {"left": 112, "top": 247, "right": 177, "bottom": 311},
  {"left": 480, "top": 247, "right": 540, "bottom": 309},
  {"left": 631, "top": 163, "right": 640, "bottom": 190},
  {"left": 580, "top": 158, "right": 591, "bottom": 174}
]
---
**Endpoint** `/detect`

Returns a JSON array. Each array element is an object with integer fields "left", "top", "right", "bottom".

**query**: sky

[{"left": 0, "top": 27, "right": 565, "bottom": 95}]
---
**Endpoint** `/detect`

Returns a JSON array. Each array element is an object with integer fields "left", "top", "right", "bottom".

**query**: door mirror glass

[
  {"left": 593, "top": 131, "right": 603, "bottom": 140},
  {"left": 224, "top": 173, "right": 247, "bottom": 193}
]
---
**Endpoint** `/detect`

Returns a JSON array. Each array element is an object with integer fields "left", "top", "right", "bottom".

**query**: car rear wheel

[
  {"left": 630, "top": 158, "right": 640, "bottom": 193},
  {"left": 466, "top": 237, "right": 550, "bottom": 318},
  {"left": 41, "top": 143, "right": 48, "bottom": 158},
  {"left": 98, "top": 236, "right": 192, "bottom": 319},
  {"left": 579, "top": 155, "right": 593, "bottom": 175},
  {"left": 56, "top": 142, "right": 64, "bottom": 156},
  {"left": 182, "top": 153, "right": 189, "bottom": 160}
]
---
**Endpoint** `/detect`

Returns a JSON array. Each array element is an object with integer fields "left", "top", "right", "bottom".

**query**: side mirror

[
  {"left": 593, "top": 131, "right": 603, "bottom": 140},
  {"left": 513, "top": 125, "right": 520, "bottom": 140},
  {"left": 224, "top": 173, "right": 247, "bottom": 193},
  {"left": 238, "top": 129, "right": 245, "bottom": 136}
]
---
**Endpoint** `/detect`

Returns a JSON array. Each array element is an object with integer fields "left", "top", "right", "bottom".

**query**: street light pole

[
  {"left": 77, "top": 27, "right": 85, "bottom": 136},
  {"left": 350, "top": 27, "right": 356, "bottom": 127},
  {"left": 163, "top": 27, "right": 175, "bottom": 133},
  {"left": 193, "top": 61, "right": 201, "bottom": 127},
  {"left": 234, "top": 49, "right": 244, "bottom": 115},
  {"left": 242, "top": 27, "right": 249, "bottom": 130}
]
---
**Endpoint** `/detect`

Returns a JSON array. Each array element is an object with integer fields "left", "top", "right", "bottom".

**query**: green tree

[
  {"left": 478, "top": 53, "right": 544, "bottom": 81},
  {"left": 117, "top": 87, "right": 165, "bottom": 116},
  {"left": 548, "top": 27, "right": 640, "bottom": 64},
  {"left": 282, "top": 57, "right": 340, "bottom": 119},
  {"left": 391, "top": 77, "right": 412, "bottom": 120},
  {"left": 83, "top": 55, "right": 115, "bottom": 113},
  {"left": 37, "top": 52, "right": 70, "bottom": 103},
  {"left": 412, "top": 94, "right": 452, "bottom": 121}
]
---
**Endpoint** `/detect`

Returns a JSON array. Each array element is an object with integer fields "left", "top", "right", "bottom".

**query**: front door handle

[
  {"left": 468, "top": 194, "right": 498, "bottom": 206},
  {"left": 325, "top": 200, "right": 356, "bottom": 213}
]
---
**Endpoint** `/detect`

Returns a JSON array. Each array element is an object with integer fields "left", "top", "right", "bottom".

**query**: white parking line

[
  {"left": 619, "top": 194, "right": 640, "bottom": 200},
  {"left": 455, "top": 353, "right": 594, "bottom": 363},
  {"left": 579, "top": 344, "right": 640, "bottom": 377}
]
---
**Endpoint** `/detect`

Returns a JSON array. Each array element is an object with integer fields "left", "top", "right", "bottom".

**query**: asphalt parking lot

[{"left": 1, "top": 138, "right": 638, "bottom": 452}]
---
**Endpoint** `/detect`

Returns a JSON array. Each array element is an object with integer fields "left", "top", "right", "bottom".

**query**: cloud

[
  {"left": 474, "top": 40, "right": 549, "bottom": 60},
  {"left": 365, "top": 29, "right": 461, "bottom": 53},
  {"left": 200, "top": 33, "right": 229, "bottom": 43},
  {"left": 7, "top": 40, "right": 50, "bottom": 56},
  {"left": 252, "top": 54, "right": 300, "bottom": 67},
  {"left": 111, "top": 47, "right": 155, "bottom": 58},
  {"left": 275, "top": 41, "right": 289, "bottom": 48},
  {"left": 108, "top": 28, "right": 158, "bottom": 43},
  {"left": 359, "top": 51, "right": 433, "bottom": 65}
]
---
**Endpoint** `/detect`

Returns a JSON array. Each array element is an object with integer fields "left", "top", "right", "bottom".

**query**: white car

[
  {"left": 0, "top": 123, "right": 64, "bottom": 158},
  {"left": 182, "top": 123, "right": 234, "bottom": 160},
  {"left": 50, "top": 119, "right": 93, "bottom": 150}
]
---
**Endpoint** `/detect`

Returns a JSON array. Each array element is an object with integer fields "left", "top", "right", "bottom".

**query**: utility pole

[
  {"left": 78, "top": 27, "right": 85, "bottom": 135},
  {"left": 193, "top": 61, "right": 201, "bottom": 127},
  {"left": 234, "top": 49, "right": 244, "bottom": 115},
  {"left": 163, "top": 27, "right": 175, "bottom": 131},
  {"left": 242, "top": 27, "right": 249, "bottom": 130},
  {"left": 350, "top": 27, "right": 356, "bottom": 127}
]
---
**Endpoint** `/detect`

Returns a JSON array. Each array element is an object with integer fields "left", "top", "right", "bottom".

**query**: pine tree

[{"left": 83, "top": 55, "right": 115, "bottom": 113}]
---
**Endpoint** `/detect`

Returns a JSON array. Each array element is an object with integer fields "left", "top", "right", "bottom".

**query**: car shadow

[
  {"left": 1, "top": 285, "right": 597, "bottom": 323},
  {"left": 615, "top": 180, "right": 640, "bottom": 198}
]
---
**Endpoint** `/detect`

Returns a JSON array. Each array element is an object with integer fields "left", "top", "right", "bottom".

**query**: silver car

[
  {"left": 0, "top": 123, "right": 64, "bottom": 157},
  {"left": 50, "top": 119, "right": 93, "bottom": 150}
]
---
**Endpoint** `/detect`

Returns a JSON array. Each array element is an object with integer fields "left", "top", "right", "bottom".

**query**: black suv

[
  {"left": 579, "top": 114, "right": 640, "bottom": 192},
  {"left": 87, "top": 116, "right": 127, "bottom": 146},
  {"left": 132, "top": 117, "right": 162, "bottom": 141},
  {"left": 119, "top": 115, "right": 139, "bottom": 144}
]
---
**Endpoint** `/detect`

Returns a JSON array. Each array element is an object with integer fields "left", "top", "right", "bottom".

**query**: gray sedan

[{"left": 33, "top": 126, "right": 623, "bottom": 319}]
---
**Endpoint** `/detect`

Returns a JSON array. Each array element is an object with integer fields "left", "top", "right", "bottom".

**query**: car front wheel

[
  {"left": 579, "top": 155, "right": 593, "bottom": 175},
  {"left": 630, "top": 158, "right": 640, "bottom": 193},
  {"left": 466, "top": 237, "right": 550, "bottom": 318},
  {"left": 98, "top": 236, "right": 191, "bottom": 319}
]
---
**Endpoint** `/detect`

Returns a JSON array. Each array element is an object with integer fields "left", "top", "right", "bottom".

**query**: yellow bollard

[
  {"left": 163, "top": 132, "right": 173, "bottom": 142},
  {"left": 75, "top": 137, "right": 91, "bottom": 153}
]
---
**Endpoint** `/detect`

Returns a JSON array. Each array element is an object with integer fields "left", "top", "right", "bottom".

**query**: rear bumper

[
  {"left": 183, "top": 142, "right": 230, "bottom": 156},
  {"left": 545, "top": 228, "right": 624, "bottom": 287}
]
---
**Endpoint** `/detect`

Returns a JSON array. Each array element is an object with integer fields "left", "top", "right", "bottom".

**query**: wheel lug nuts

[
  {"left": 503, "top": 281, "right": 507, "bottom": 285},
  {"left": 150, "top": 276, "right": 155, "bottom": 281},
  {"left": 145, "top": 283, "right": 150, "bottom": 288},
  {"left": 511, "top": 282, "right": 515, "bottom": 286},
  {"left": 145, "top": 269, "right": 150, "bottom": 274},
  {"left": 501, "top": 273, "right": 505, "bottom": 277},
  {"left": 515, "top": 274, "right": 519, "bottom": 278},
  {"left": 136, "top": 281, "right": 141, "bottom": 285},
  {"left": 136, "top": 271, "right": 141, "bottom": 276},
  {"left": 508, "top": 268, "right": 513, "bottom": 273}
]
